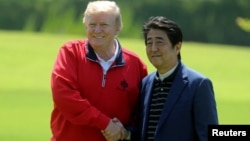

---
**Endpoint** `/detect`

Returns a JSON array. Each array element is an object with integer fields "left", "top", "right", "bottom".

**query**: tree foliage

[{"left": 0, "top": 0, "right": 249, "bottom": 46}]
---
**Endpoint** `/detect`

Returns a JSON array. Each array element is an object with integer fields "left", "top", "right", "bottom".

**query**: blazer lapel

[{"left": 157, "top": 63, "right": 188, "bottom": 131}]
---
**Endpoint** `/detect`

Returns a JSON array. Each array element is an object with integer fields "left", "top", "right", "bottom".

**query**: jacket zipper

[
  {"left": 101, "top": 64, "right": 121, "bottom": 87},
  {"left": 102, "top": 71, "right": 107, "bottom": 87}
]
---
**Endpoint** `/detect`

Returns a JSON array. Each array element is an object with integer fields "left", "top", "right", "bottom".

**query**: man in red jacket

[{"left": 50, "top": 1, "right": 147, "bottom": 141}]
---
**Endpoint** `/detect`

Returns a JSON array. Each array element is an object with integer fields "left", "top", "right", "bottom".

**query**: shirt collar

[{"left": 158, "top": 62, "right": 179, "bottom": 81}]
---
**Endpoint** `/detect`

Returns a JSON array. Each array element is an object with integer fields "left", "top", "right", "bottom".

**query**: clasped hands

[{"left": 101, "top": 117, "right": 129, "bottom": 141}]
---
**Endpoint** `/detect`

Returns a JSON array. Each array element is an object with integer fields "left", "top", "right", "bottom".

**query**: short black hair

[{"left": 143, "top": 16, "right": 183, "bottom": 46}]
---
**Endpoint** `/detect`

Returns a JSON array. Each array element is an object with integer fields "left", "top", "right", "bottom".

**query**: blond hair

[{"left": 83, "top": 1, "right": 123, "bottom": 31}]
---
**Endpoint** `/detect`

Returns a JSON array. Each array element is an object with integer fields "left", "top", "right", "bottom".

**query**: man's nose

[
  {"left": 94, "top": 25, "right": 102, "bottom": 32},
  {"left": 151, "top": 43, "right": 159, "bottom": 51}
]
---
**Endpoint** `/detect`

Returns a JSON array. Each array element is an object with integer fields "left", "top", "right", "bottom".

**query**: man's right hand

[{"left": 102, "top": 117, "right": 128, "bottom": 141}]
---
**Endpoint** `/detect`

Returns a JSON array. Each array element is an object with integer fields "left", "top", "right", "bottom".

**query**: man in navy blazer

[{"left": 138, "top": 16, "right": 218, "bottom": 141}]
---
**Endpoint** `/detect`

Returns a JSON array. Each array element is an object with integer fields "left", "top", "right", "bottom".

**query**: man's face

[
  {"left": 146, "top": 28, "right": 180, "bottom": 73},
  {"left": 85, "top": 12, "right": 119, "bottom": 49}
]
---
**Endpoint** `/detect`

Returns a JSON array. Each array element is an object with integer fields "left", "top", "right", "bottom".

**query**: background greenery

[
  {"left": 1, "top": 0, "right": 249, "bottom": 140},
  {"left": 0, "top": 0, "right": 250, "bottom": 46},
  {"left": 0, "top": 30, "right": 249, "bottom": 141}
]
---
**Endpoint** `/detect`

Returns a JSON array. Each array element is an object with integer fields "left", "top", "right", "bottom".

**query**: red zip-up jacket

[{"left": 50, "top": 39, "right": 147, "bottom": 141}]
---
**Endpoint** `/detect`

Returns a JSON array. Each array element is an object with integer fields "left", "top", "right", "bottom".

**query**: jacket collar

[{"left": 85, "top": 39, "right": 126, "bottom": 67}]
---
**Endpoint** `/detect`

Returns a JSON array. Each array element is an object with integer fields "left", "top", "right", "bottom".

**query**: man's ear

[
  {"left": 115, "top": 25, "right": 121, "bottom": 36},
  {"left": 175, "top": 42, "right": 182, "bottom": 53}
]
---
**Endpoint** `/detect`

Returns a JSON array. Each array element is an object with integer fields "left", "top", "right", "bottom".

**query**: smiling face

[
  {"left": 84, "top": 12, "right": 119, "bottom": 50},
  {"left": 146, "top": 28, "right": 181, "bottom": 73}
]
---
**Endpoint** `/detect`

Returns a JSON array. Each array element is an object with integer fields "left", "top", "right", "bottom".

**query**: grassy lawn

[{"left": 0, "top": 30, "right": 250, "bottom": 141}]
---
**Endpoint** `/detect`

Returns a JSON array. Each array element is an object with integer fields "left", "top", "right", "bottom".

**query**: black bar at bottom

[{"left": 208, "top": 125, "right": 250, "bottom": 141}]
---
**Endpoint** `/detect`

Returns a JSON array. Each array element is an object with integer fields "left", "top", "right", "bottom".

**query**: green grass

[{"left": 1, "top": 30, "right": 250, "bottom": 141}]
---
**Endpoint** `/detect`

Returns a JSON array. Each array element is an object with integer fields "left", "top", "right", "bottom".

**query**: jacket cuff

[{"left": 96, "top": 113, "right": 110, "bottom": 130}]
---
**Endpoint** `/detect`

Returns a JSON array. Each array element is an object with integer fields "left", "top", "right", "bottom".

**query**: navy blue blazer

[{"left": 139, "top": 62, "right": 218, "bottom": 141}]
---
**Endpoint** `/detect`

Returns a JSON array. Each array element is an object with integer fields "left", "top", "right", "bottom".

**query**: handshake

[{"left": 101, "top": 117, "right": 130, "bottom": 141}]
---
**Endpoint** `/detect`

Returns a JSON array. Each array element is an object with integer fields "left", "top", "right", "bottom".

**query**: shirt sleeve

[{"left": 194, "top": 78, "right": 218, "bottom": 141}]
